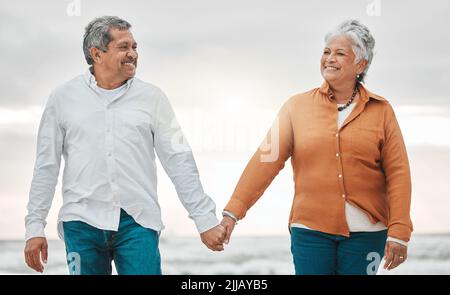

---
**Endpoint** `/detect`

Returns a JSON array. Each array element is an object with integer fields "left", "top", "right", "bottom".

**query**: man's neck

[{"left": 91, "top": 67, "right": 127, "bottom": 90}]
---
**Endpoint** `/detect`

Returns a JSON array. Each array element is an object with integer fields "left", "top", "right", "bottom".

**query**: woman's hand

[
  {"left": 220, "top": 216, "right": 237, "bottom": 245},
  {"left": 383, "top": 241, "right": 407, "bottom": 270}
]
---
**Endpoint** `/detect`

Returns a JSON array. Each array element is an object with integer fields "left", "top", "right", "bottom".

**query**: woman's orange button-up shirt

[{"left": 225, "top": 82, "right": 413, "bottom": 242}]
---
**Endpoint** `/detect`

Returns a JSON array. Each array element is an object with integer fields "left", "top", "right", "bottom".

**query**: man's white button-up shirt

[{"left": 25, "top": 70, "right": 219, "bottom": 241}]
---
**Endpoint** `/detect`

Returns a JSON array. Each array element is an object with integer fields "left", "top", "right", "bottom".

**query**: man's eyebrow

[{"left": 115, "top": 41, "right": 138, "bottom": 46}]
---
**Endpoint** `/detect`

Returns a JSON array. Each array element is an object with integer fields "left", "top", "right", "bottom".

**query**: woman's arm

[
  {"left": 381, "top": 103, "right": 413, "bottom": 242},
  {"left": 224, "top": 100, "right": 294, "bottom": 220}
]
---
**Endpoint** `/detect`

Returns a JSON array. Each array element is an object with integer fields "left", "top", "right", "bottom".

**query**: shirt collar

[
  {"left": 318, "top": 81, "right": 386, "bottom": 102},
  {"left": 83, "top": 67, "right": 134, "bottom": 90}
]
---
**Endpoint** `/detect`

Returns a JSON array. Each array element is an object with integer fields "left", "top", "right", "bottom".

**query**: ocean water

[{"left": 2, "top": 234, "right": 450, "bottom": 275}]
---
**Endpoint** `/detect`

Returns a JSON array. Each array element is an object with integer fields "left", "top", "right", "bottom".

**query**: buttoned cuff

[
  {"left": 25, "top": 222, "right": 46, "bottom": 241},
  {"left": 192, "top": 212, "right": 220, "bottom": 234},
  {"left": 387, "top": 236, "right": 408, "bottom": 247}
]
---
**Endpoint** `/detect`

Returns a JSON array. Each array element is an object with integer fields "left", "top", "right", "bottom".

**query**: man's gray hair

[
  {"left": 83, "top": 16, "right": 132, "bottom": 65},
  {"left": 325, "top": 20, "right": 375, "bottom": 83}
]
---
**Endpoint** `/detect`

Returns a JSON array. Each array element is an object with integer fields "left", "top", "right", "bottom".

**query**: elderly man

[{"left": 24, "top": 16, "right": 225, "bottom": 275}]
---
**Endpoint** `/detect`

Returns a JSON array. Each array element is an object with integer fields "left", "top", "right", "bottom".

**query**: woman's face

[{"left": 320, "top": 35, "right": 366, "bottom": 86}]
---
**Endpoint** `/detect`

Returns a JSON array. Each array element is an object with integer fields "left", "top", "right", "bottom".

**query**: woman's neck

[{"left": 329, "top": 81, "right": 358, "bottom": 104}]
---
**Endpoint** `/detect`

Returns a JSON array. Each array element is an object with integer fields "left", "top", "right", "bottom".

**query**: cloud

[{"left": 1, "top": 0, "right": 449, "bottom": 110}]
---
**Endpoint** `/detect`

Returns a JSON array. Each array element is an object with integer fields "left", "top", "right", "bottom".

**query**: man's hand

[
  {"left": 200, "top": 224, "right": 226, "bottom": 251},
  {"left": 383, "top": 241, "right": 407, "bottom": 270},
  {"left": 24, "top": 237, "right": 48, "bottom": 273},
  {"left": 220, "top": 216, "right": 236, "bottom": 245}
]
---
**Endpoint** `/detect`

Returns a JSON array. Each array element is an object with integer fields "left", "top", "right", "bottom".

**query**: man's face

[{"left": 99, "top": 28, "right": 138, "bottom": 80}]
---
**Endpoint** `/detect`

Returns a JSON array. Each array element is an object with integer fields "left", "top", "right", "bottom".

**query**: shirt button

[
  {"left": 338, "top": 174, "right": 342, "bottom": 178},
  {"left": 108, "top": 152, "right": 112, "bottom": 157},
  {"left": 342, "top": 194, "right": 346, "bottom": 198},
  {"left": 335, "top": 133, "right": 339, "bottom": 137},
  {"left": 336, "top": 153, "right": 340, "bottom": 157}
]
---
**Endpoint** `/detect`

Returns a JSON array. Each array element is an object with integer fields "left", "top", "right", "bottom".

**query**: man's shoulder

[
  {"left": 131, "top": 77, "right": 167, "bottom": 99},
  {"left": 51, "top": 74, "right": 85, "bottom": 97}
]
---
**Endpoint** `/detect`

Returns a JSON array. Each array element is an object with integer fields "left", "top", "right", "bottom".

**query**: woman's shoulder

[
  {"left": 362, "top": 85, "right": 392, "bottom": 105},
  {"left": 360, "top": 87, "right": 401, "bottom": 122},
  {"left": 284, "top": 87, "right": 322, "bottom": 107}
]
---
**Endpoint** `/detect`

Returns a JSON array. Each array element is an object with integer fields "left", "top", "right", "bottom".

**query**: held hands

[
  {"left": 24, "top": 237, "right": 48, "bottom": 273},
  {"left": 200, "top": 224, "right": 227, "bottom": 251},
  {"left": 200, "top": 214, "right": 238, "bottom": 251},
  {"left": 383, "top": 241, "right": 408, "bottom": 270}
]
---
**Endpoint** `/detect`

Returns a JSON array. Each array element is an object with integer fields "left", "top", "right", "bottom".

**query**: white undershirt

[{"left": 97, "top": 83, "right": 128, "bottom": 103}]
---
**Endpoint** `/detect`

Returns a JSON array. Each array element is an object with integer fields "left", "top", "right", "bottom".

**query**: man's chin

[{"left": 122, "top": 70, "right": 136, "bottom": 79}]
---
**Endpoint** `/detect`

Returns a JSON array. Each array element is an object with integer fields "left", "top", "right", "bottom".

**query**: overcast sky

[{"left": 1, "top": 0, "right": 449, "bottom": 239}]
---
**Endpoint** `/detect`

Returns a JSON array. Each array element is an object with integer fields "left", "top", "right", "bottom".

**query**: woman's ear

[{"left": 357, "top": 59, "right": 368, "bottom": 75}]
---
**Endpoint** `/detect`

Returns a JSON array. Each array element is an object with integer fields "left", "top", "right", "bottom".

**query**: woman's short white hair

[{"left": 325, "top": 20, "right": 375, "bottom": 83}]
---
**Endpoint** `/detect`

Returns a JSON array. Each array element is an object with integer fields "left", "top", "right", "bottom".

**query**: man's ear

[{"left": 89, "top": 47, "right": 103, "bottom": 64}]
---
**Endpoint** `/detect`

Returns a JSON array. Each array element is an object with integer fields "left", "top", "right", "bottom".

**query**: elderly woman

[{"left": 220, "top": 20, "right": 413, "bottom": 275}]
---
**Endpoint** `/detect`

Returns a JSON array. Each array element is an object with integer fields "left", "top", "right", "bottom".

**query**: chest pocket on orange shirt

[{"left": 350, "top": 124, "right": 383, "bottom": 166}]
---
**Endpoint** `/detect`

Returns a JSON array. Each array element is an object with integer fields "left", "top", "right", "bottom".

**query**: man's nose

[{"left": 127, "top": 50, "right": 137, "bottom": 59}]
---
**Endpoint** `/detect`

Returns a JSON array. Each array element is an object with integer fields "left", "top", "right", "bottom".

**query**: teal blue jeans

[
  {"left": 290, "top": 227, "right": 387, "bottom": 275},
  {"left": 63, "top": 209, "right": 161, "bottom": 275}
]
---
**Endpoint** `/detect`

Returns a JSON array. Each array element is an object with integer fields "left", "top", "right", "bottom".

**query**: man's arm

[
  {"left": 153, "top": 89, "right": 224, "bottom": 250},
  {"left": 24, "top": 92, "right": 64, "bottom": 272}
]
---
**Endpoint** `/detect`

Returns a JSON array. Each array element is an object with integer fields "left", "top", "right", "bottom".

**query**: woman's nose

[{"left": 326, "top": 53, "right": 336, "bottom": 63}]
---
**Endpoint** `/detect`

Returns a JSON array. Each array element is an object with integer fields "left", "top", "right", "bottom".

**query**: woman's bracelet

[{"left": 222, "top": 210, "right": 239, "bottom": 224}]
